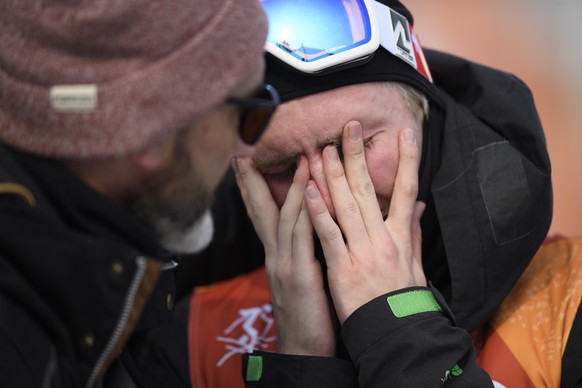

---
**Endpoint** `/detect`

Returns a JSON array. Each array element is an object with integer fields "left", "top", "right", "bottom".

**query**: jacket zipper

[{"left": 85, "top": 256, "right": 147, "bottom": 388}]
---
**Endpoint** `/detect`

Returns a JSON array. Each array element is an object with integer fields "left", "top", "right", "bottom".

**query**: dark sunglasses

[{"left": 227, "top": 83, "right": 280, "bottom": 145}]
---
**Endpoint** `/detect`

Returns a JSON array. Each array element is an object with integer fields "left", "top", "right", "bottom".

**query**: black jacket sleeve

[{"left": 242, "top": 286, "right": 494, "bottom": 387}]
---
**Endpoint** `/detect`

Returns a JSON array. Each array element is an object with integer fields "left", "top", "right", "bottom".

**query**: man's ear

[{"left": 131, "top": 132, "right": 177, "bottom": 171}]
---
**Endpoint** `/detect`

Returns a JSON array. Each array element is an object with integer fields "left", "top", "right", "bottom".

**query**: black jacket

[
  {"left": 0, "top": 147, "right": 189, "bottom": 387},
  {"left": 237, "top": 50, "right": 556, "bottom": 387}
]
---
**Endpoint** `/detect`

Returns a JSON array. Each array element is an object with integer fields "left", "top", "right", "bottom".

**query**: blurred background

[{"left": 406, "top": 0, "right": 582, "bottom": 237}]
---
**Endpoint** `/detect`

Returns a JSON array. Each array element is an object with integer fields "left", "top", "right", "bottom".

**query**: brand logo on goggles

[{"left": 374, "top": 2, "right": 432, "bottom": 82}]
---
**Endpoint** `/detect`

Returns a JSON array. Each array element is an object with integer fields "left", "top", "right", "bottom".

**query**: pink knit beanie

[{"left": 0, "top": 0, "right": 268, "bottom": 158}]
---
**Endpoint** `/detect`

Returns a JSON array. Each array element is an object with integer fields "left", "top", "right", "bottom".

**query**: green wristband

[
  {"left": 246, "top": 355, "right": 263, "bottom": 382},
  {"left": 387, "top": 289, "right": 442, "bottom": 318}
]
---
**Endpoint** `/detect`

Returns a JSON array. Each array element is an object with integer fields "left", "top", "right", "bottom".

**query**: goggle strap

[
  {"left": 411, "top": 29, "right": 433, "bottom": 82},
  {"left": 373, "top": 1, "right": 433, "bottom": 82}
]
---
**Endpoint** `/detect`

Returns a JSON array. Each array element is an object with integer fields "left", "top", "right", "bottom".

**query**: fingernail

[
  {"left": 348, "top": 122, "right": 362, "bottom": 141},
  {"left": 231, "top": 157, "right": 240, "bottom": 175},
  {"left": 404, "top": 128, "right": 415, "bottom": 144},
  {"left": 326, "top": 145, "right": 339, "bottom": 162},
  {"left": 306, "top": 182, "right": 319, "bottom": 199}
]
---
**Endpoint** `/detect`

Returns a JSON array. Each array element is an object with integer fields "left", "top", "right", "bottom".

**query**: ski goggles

[
  {"left": 227, "top": 83, "right": 280, "bottom": 145},
  {"left": 260, "top": 0, "right": 432, "bottom": 81}
]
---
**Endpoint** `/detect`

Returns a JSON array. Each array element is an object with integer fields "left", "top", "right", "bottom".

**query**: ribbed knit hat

[{"left": 0, "top": 0, "right": 268, "bottom": 158}]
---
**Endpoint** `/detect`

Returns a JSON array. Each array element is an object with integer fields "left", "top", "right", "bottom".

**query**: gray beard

[
  {"left": 157, "top": 209, "right": 214, "bottom": 254},
  {"left": 130, "top": 184, "right": 216, "bottom": 255}
]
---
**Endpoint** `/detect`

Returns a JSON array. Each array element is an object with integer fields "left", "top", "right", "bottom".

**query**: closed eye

[
  {"left": 332, "top": 136, "right": 375, "bottom": 161},
  {"left": 363, "top": 136, "right": 375, "bottom": 149}
]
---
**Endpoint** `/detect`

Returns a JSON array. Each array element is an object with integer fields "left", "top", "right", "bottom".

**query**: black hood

[{"left": 425, "top": 49, "right": 552, "bottom": 330}]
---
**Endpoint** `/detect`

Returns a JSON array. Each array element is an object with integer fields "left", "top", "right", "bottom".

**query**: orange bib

[
  {"left": 188, "top": 267, "right": 275, "bottom": 388},
  {"left": 476, "top": 236, "right": 582, "bottom": 387}
]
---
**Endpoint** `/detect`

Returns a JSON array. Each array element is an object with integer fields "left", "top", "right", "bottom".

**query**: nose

[{"left": 307, "top": 152, "right": 337, "bottom": 219}]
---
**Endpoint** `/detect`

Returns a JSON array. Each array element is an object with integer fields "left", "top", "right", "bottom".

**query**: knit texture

[{"left": 0, "top": 0, "right": 268, "bottom": 158}]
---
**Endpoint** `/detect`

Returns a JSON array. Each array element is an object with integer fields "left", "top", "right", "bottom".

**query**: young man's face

[{"left": 252, "top": 82, "right": 424, "bottom": 219}]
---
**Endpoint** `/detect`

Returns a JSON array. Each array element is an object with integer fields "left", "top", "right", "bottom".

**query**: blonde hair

[{"left": 396, "top": 82, "right": 429, "bottom": 122}]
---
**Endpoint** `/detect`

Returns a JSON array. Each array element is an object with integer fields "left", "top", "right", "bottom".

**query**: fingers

[
  {"left": 278, "top": 157, "right": 310, "bottom": 256},
  {"left": 411, "top": 201, "right": 427, "bottom": 286},
  {"left": 385, "top": 129, "right": 425, "bottom": 286},
  {"left": 341, "top": 121, "right": 389, "bottom": 245},
  {"left": 320, "top": 144, "right": 369, "bottom": 246},
  {"left": 385, "top": 128, "right": 420, "bottom": 237},
  {"left": 291, "top": 202, "right": 315, "bottom": 269},
  {"left": 304, "top": 180, "right": 347, "bottom": 265},
  {"left": 232, "top": 156, "right": 279, "bottom": 256}
]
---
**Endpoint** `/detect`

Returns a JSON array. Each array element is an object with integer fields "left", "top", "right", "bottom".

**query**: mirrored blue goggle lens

[{"left": 261, "top": 0, "right": 373, "bottom": 63}]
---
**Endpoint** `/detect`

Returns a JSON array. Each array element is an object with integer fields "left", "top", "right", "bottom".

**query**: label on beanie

[{"left": 50, "top": 84, "right": 97, "bottom": 112}]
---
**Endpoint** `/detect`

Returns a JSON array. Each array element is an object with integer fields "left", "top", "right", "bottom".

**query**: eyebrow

[
  {"left": 316, "top": 134, "right": 342, "bottom": 149},
  {"left": 253, "top": 132, "right": 343, "bottom": 171},
  {"left": 253, "top": 152, "right": 299, "bottom": 171}
]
